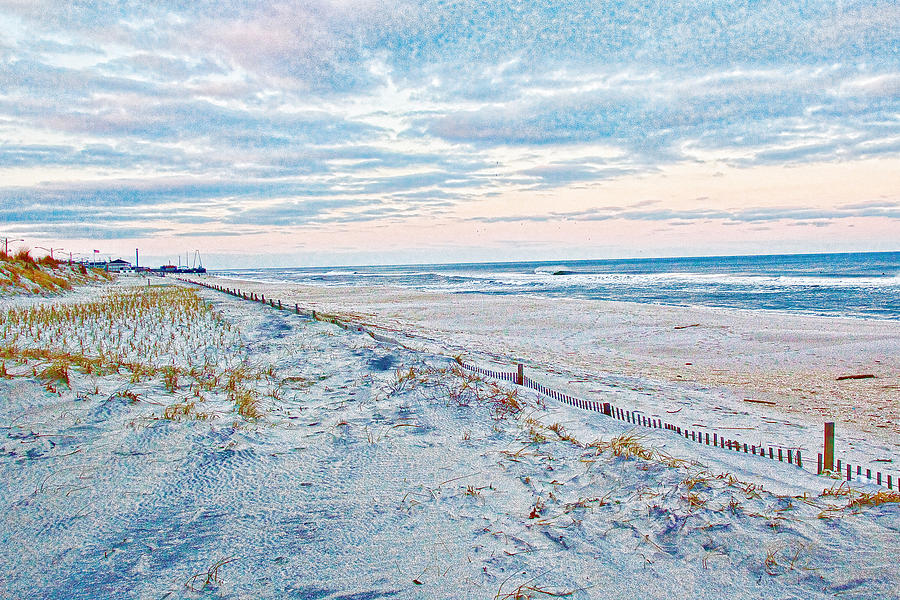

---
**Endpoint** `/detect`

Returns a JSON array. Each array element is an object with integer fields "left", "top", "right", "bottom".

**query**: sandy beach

[
  {"left": 2, "top": 276, "right": 899, "bottom": 599},
  {"left": 205, "top": 277, "right": 900, "bottom": 445}
]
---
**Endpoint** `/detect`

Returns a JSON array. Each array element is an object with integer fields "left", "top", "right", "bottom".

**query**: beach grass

[
  {"left": 0, "top": 285, "right": 275, "bottom": 420},
  {"left": 0, "top": 249, "right": 110, "bottom": 294}
]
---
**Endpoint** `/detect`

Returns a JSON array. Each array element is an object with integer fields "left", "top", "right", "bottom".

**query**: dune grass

[
  {"left": 0, "top": 249, "right": 110, "bottom": 295},
  {"left": 0, "top": 285, "right": 275, "bottom": 421},
  {"left": 388, "top": 363, "right": 523, "bottom": 420}
]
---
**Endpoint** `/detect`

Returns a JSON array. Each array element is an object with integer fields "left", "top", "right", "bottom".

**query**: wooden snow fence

[
  {"left": 457, "top": 359, "right": 898, "bottom": 491},
  {"left": 178, "top": 277, "right": 403, "bottom": 346},
  {"left": 179, "top": 277, "right": 897, "bottom": 491}
]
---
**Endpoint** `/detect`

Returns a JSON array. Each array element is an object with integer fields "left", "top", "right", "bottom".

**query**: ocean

[{"left": 215, "top": 251, "right": 900, "bottom": 319}]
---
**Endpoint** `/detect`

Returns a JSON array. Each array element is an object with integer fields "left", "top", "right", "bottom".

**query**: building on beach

[{"left": 106, "top": 259, "right": 132, "bottom": 273}]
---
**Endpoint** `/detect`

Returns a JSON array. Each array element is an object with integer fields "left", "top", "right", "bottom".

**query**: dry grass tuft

[
  {"left": 590, "top": 433, "right": 653, "bottom": 460},
  {"left": 13, "top": 248, "right": 34, "bottom": 263},
  {"left": 821, "top": 482, "right": 854, "bottom": 497},
  {"left": 762, "top": 542, "right": 807, "bottom": 576},
  {"left": 684, "top": 492, "right": 707, "bottom": 509},
  {"left": 846, "top": 490, "right": 900, "bottom": 509},
  {"left": 118, "top": 389, "right": 141, "bottom": 403},
  {"left": 547, "top": 422, "right": 580, "bottom": 445},
  {"left": 163, "top": 399, "right": 215, "bottom": 421},
  {"left": 819, "top": 487, "right": 900, "bottom": 518},
  {"left": 186, "top": 556, "right": 237, "bottom": 592},
  {"left": 162, "top": 366, "right": 179, "bottom": 393},
  {"left": 494, "top": 576, "right": 577, "bottom": 600},
  {"left": 164, "top": 400, "right": 196, "bottom": 420},
  {"left": 38, "top": 361, "right": 70, "bottom": 392},
  {"left": 386, "top": 363, "right": 524, "bottom": 420},
  {"left": 587, "top": 433, "right": 688, "bottom": 469},
  {"left": 232, "top": 389, "right": 263, "bottom": 420}
]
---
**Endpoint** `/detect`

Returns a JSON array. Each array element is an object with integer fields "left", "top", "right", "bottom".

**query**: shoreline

[
  {"left": 211, "top": 271, "right": 900, "bottom": 323},
  {"left": 200, "top": 275, "right": 900, "bottom": 448},
  {"left": 3, "top": 277, "right": 899, "bottom": 598}
]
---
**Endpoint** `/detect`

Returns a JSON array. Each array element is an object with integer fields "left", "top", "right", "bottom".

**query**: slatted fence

[{"left": 180, "top": 277, "right": 898, "bottom": 490}]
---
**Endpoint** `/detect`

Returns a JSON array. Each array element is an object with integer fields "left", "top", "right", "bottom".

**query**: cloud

[
  {"left": 4, "top": 221, "right": 166, "bottom": 239},
  {"left": 0, "top": 0, "right": 897, "bottom": 246},
  {"left": 472, "top": 202, "right": 900, "bottom": 225},
  {"left": 520, "top": 164, "right": 639, "bottom": 188}
]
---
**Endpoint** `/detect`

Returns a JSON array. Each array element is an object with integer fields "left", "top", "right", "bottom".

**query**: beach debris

[
  {"left": 186, "top": 556, "right": 236, "bottom": 592},
  {"left": 674, "top": 323, "right": 700, "bottom": 329},
  {"left": 835, "top": 374, "right": 876, "bottom": 381},
  {"left": 743, "top": 398, "right": 776, "bottom": 406}
]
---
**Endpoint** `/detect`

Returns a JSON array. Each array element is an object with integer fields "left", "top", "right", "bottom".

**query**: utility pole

[
  {"left": 36, "top": 246, "right": 64, "bottom": 260},
  {"left": 3, "top": 238, "right": 23, "bottom": 255}
]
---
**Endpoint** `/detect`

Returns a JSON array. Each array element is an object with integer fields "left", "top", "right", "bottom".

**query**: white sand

[
  {"left": 2, "top": 279, "right": 899, "bottom": 599},
  {"left": 208, "top": 277, "right": 900, "bottom": 449}
]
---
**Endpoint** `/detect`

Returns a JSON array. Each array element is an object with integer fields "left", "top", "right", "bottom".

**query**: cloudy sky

[{"left": 1, "top": 1, "right": 898, "bottom": 267}]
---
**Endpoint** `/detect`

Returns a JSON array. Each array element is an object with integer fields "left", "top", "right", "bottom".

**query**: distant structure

[
  {"left": 106, "top": 258, "right": 132, "bottom": 273},
  {"left": 78, "top": 250, "right": 206, "bottom": 275},
  {"left": 157, "top": 250, "right": 206, "bottom": 274}
]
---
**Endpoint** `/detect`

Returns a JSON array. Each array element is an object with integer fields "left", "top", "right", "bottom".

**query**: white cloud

[{"left": 0, "top": 0, "right": 897, "bottom": 257}]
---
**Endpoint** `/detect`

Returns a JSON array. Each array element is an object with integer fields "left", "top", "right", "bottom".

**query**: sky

[{"left": 0, "top": 0, "right": 898, "bottom": 268}]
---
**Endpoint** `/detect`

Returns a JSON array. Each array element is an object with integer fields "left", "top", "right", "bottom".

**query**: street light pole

[
  {"left": 36, "top": 246, "right": 64, "bottom": 260},
  {"left": 3, "top": 238, "right": 24, "bottom": 255}
]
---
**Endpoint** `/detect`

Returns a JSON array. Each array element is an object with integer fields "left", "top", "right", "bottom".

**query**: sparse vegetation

[
  {"left": 587, "top": 432, "right": 688, "bottom": 468},
  {"left": 818, "top": 486, "right": 900, "bottom": 518},
  {"left": 186, "top": 556, "right": 236, "bottom": 592},
  {"left": 0, "top": 249, "right": 110, "bottom": 295},
  {"left": 387, "top": 363, "right": 523, "bottom": 420},
  {"left": 0, "top": 285, "right": 275, "bottom": 421}
]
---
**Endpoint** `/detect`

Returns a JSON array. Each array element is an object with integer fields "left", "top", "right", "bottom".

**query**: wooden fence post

[
  {"left": 824, "top": 422, "right": 835, "bottom": 472},
  {"left": 516, "top": 363, "right": 524, "bottom": 386}
]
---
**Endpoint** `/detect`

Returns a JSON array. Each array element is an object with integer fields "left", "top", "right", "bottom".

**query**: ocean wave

[{"left": 534, "top": 265, "right": 576, "bottom": 275}]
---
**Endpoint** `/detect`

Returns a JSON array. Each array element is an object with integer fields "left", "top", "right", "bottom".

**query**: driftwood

[
  {"left": 674, "top": 323, "right": 700, "bottom": 330},
  {"left": 743, "top": 398, "right": 776, "bottom": 406},
  {"left": 835, "top": 374, "right": 876, "bottom": 381}
]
